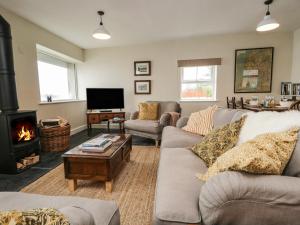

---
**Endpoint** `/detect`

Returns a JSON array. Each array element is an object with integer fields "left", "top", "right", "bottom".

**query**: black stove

[{"left": 0, "top": 15, "right": 41, "bottom": 174}]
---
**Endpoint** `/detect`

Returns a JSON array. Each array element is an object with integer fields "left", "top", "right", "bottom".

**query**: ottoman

[{"left": 0, "top": 192, "right": 120, "bottom": 225}]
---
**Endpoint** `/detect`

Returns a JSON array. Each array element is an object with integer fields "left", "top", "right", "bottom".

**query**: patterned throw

[
  {"left": 198, "top": 128, "right": 299, "bottom": 181},
  {"left": 191, "top": 116, "right": 246, "bottom": 167},
  {"left": 0, "top": 208, "right": 70, "bottom": 225},
  {"left": 138, "top": 102, "right": 159, "bottom": 120},
  {"left": 168, "top": 112, "right": 181, "bottom": 126},
  {"left": 182, "top": 105, "right": 218, "bottom": 135}
]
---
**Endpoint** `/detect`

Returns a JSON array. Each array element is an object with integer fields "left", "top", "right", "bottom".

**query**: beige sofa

[{"left": 153, "top": 108, "right": 300, "bottom": 225}]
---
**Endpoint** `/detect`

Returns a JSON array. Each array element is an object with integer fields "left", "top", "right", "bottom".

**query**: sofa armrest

[
  {"left": 129, "top": 111, "right": 139, "bottom": 120},
  {"left": 159, "top": 113, "right": 171, "bottom": 127},
  {"left": 199, "top": 171, "right": 300, "bottom": 225},
  {"left": 176, "top": 117, "right": 189, "bottom": 128}
]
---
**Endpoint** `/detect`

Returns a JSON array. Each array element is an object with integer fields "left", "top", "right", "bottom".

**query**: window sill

[
  {"left": 180, "top": 99, "right": 219, "bottom": 103},
  {"left": 39, "top": 100, "right": 86, "bottom": 105}
]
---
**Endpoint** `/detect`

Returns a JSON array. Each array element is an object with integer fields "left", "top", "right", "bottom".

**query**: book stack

[
  {"left": 100, "top": 134, "right": 120, "bottom": 142},
  {"left": 80, "top": 137, "right": 112, "bottom": 153},
  {"left": 281, "top": 82, "right": 293, "bottom": 95}
]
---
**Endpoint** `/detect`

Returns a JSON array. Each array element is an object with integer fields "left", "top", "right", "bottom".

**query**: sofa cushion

[
  {"left": 155, "top": 148, "right": 206, "bottom": 224},
  {"left": 59, "top": 206, "right": 95, "bottom": 225},
  {"left": 191, "top": 116, "right": 245, "bottom": 167},
  {"left": 183, "top": 105, "right": 218, "bottom": 135},
  {"left": 237, "top": 111, "right": 300, "bottom": 145},
  {"left": 138, "top": 102, "right": 159, "bottom": 120},
  {"left": 147, "top": 101, "right": 180, "bottom": 117},
  {"left": 0, "top": 208, "right": 70, "bottom": 225},
  {"left": 230, "top": 110, "right": 247, "bottom": 123},
  {"left": 284, "top": 132, "right": 300, "bottom": 177},
  {"left": 0, "top": 192, "right": 119, "bottom": 225},
  {"left": 213, "top": 108, "right": 241, "bottom": 129},
  {"left": 199, "top": 128, "right": 299, "bottom": 181},
  {"left": 125, "top": 119, "right": 162, "bottom": 134},
  {"left": 161, "top": 126, "right": 203, "bottom": 148}
]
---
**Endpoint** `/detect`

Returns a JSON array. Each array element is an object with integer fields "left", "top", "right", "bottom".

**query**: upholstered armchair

[{"left": 124, "top": 101, "right": 181, "bottom": 147}]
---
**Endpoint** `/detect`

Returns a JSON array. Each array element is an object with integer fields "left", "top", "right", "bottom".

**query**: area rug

[{"left": 21, "top": 146, "right": 160, "bottom": 225}]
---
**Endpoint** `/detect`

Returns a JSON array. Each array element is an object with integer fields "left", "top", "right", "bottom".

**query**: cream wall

[
  {"left": 291, "top": 28, "right": 300, "bottom": 82},
  {"left": 0, "top": 7, "right": 87, "bottom": 133},
  {"left": 77, "top": 32, "right": 293, "bottom": 116},
  {"left": 0, "top": 5, "right": 295, "bottom": 129}
]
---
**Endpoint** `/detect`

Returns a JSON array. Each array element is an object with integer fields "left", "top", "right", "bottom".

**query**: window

[
  {"left": 37, "top": 51, "right": 77, "bottom": 102},
  {"left": 180, "top": 65, "right": 217, "bottom": 101}
]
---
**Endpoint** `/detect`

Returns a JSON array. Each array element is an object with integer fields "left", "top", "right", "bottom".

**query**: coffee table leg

[
  {"left": 67, "top": 179, "right": 77, "bottom": 192},
  {"left": 105, "top": 180, "right": 113, "bottom": 193}
]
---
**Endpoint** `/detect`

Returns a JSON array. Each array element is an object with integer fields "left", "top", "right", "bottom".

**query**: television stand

[{"left": 86, "top": 111, "right": 126, "bottom": 134}]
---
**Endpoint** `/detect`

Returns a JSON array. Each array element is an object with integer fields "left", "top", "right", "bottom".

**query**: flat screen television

[{"left": 86, "top": 88, "right": 124, "bottom": 110}]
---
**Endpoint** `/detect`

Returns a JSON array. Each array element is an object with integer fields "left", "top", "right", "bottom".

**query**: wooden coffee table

[{"left": 62, "top": 134, "right": 132, "bottom": 193}]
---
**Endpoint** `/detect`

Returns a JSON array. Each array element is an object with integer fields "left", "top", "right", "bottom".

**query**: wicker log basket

[{"left": 39, "top": 124, "right": 71, "bottom": 152}]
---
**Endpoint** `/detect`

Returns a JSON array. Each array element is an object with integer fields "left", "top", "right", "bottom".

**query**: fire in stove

[
  {"left": 18, "top": 125, "right": 34, "bottom": 142},
  {"left": 11, "top": 120, "right": 36, "bottom": 144}
]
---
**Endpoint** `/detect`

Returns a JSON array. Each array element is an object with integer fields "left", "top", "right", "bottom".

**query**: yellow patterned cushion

[
  {"left": 0, "top": 208, "right": 70, "bottom": 225},
  {"left": 138, "top": 102, "right": 159, "bottom": 120},
  {"left": 198, "top": 128, "right": 299, "bottom": 181},
  {"left": 191, "top": 116, "right": 246, "bottom": 167},
  {"left": 183, "top": 105, "right": 218, "bottom": 135}
]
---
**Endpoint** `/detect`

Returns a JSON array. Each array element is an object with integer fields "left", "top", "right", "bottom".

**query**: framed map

[{"left": 234, "top": 47, "right": 274, "bottom": 93}]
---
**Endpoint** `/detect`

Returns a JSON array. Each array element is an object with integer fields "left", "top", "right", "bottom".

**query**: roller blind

[
  {"left": 37, "top": 52, "right": 68, "bottom": 68},
  {"left": 177, "top": 58, "right": 221, "bottom": 67}
]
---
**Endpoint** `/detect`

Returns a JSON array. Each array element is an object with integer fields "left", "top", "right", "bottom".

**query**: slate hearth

[{"left": 0, "top": 128, "right": 155, "bottom": 191}]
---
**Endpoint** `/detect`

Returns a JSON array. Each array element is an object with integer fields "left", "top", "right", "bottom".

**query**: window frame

[
  {"left": 36, "top": 50, "right": 78, "bottom": 103},
  {"left": 179, "top": 65, "right": 218, "bottom": 102}
]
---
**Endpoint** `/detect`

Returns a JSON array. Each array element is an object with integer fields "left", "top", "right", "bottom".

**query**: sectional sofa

[{"left": 153, "top": 108, "right": 300, "bottom": 225}]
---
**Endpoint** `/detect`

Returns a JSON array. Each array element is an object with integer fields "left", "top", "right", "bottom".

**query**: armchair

[{"left": 124, "top": 101, "right": 181, "bottom": 147}]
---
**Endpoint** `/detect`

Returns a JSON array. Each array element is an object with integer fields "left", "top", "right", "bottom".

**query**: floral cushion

[
  {"left": 0, "top": 208, "right": 70, "bottom": 225},
  {"left": 191, "top": 116, "right": 245, "bottom": 167},
  {"left": 198, "top": 128, "right": 299, "bottom": 181}
]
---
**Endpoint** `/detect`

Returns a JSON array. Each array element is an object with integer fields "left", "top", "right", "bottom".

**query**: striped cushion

[{"left": 183, "top": 105, "right": 218, "bottom": 135}]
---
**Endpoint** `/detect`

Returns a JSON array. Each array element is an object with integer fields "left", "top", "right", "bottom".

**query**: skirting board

[{"left": 70, "top": 125, "right": 87, "bottom": 135}]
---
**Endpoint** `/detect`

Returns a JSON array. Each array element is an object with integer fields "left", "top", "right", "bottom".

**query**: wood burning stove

[
  {"left": 0, "top": 111, "right": 40, "bottom": 173},
  {"left": 0, "top": 15, "right": 41, "bottom": 174}
]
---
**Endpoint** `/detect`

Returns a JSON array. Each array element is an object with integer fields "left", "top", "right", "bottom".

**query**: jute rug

[{"left": 21, "top": 146, "right": 160, "bottom": 225}]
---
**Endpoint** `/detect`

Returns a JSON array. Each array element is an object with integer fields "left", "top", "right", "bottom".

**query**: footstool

[{"left": 0, "top": 192, "right": 120, "bottom": 225}]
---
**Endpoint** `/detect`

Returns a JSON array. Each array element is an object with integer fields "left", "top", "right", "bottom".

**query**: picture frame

[
  {"left": 234, "top": 47, "right": 274, "bottom": 93},
  {"left": 134, "top": 80, "right": 151, "bottom": 94},
  {"left": 134, "top": 61, "right": 151, "bottom": 76},
  {"left": 293, "top": 83, "right": 300, "bottom": 96}
]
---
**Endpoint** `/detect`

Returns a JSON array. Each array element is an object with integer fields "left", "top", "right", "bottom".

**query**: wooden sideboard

[{"left": 86, "top": 111, "right": 126, "bottom": 131}]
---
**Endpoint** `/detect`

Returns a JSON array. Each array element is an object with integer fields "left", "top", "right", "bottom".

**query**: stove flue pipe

[{"left": 0, "top": 15, "right": 19, "bottom": 112}]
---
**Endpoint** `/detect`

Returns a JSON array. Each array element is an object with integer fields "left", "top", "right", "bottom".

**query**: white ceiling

[{"left": 0, "top": 0, "right": 300, "bottom": 49}]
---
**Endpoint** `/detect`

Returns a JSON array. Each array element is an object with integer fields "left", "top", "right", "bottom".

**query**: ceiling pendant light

[
  {"left": 92, "top": 11, "right": 111, "bottom": 40},
  {"left": 256, "top": 0, "right": 280, "bottom": 32}
]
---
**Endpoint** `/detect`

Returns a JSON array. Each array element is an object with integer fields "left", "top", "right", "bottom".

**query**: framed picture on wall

[
  {"left": 134, "top": 61, "right": 151, "bottom": 76},
  {"left": 234, "top": 47, "right": 274, "bottom": 93},
  {"left": 134, "top": 80, "right": 151, "bottom": 94}
]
